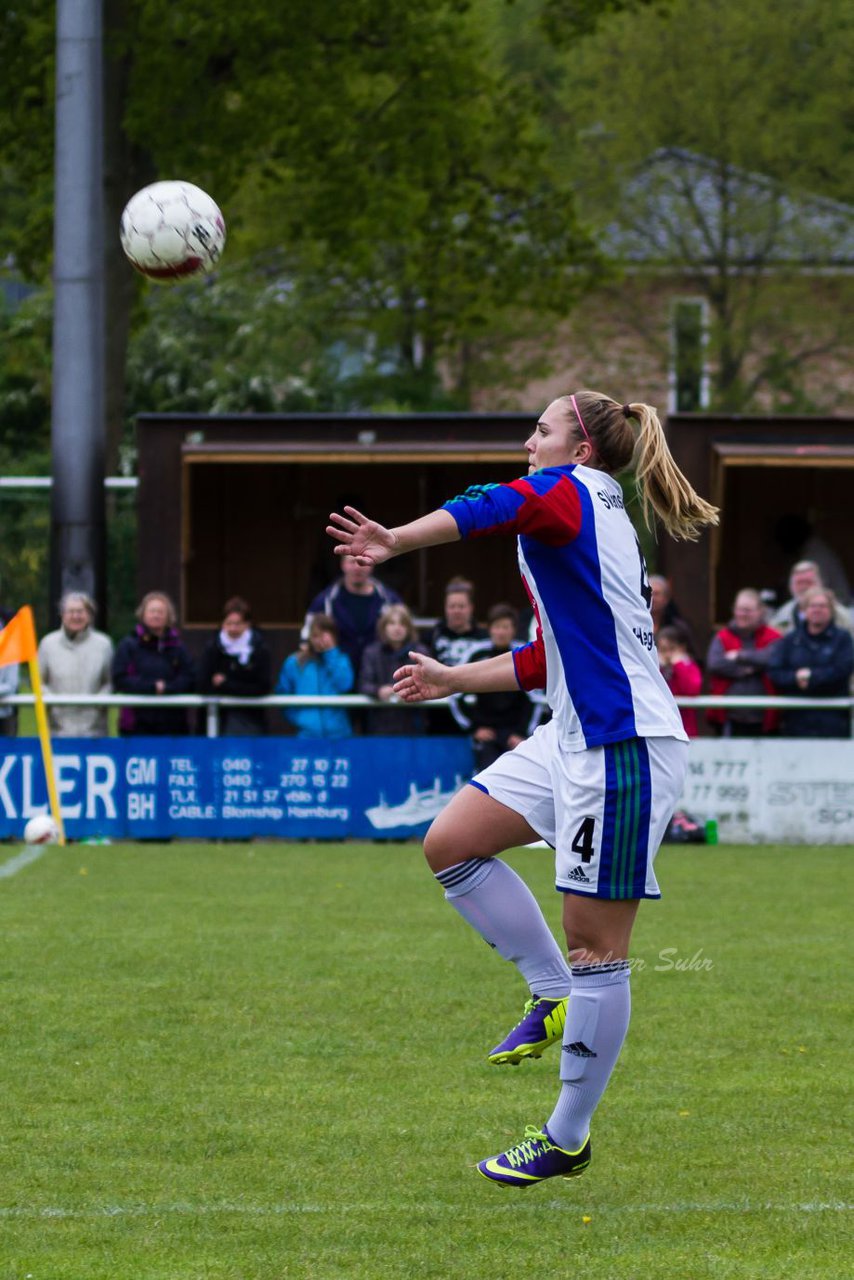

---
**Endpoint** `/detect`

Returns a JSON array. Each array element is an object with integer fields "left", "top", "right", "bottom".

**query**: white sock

[
  {"left": 546, "top": 963, "right": 631, "bottom": 1150},
  {"left": 435, "top": 858, "right": 571, "bottom": 999}
]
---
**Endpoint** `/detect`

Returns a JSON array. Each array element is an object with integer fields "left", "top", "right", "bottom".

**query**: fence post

[{"left": 206, "top": 701, "right": 220, "bottom": 738}]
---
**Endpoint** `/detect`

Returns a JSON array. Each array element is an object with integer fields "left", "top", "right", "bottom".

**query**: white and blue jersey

[{"left": 443, "top": 465, "right": 687, "bottom": 753}]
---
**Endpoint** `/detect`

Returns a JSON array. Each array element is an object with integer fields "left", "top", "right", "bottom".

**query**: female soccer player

[{"left": 327, "top": 391, "right": 718, "bottom": 1188}]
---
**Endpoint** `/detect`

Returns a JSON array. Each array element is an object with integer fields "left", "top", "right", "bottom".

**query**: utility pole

[{"left": 50, "top": 0, "right": 107, "bottom": 624}]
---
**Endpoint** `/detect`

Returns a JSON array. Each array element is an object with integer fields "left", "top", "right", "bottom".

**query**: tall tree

[
  {"left": 554, "top": 0, "right": 854, "bottom": 410},
  {"left": 0, "top": 0, "right": 601, "bottom": 466}
]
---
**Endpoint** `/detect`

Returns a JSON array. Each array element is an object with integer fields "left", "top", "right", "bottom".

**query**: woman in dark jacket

[
  {"left": 359, "top": 604, "right": 428, "bottom": 735},
  {"left": 768, "top": 587, "right": 853, "bottom": 738},
  {"left": 113, "top": 591, "right": 196, "bottom": 735},
  {"left": 198, "top": 597, "right": 272, "bottom": 735}
]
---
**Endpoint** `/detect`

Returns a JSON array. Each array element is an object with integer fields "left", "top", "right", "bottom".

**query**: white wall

[{"left": 679, "top": 739, "right": 854, "bottom": 844}]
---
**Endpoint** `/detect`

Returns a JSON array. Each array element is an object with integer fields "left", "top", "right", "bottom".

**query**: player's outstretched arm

[
  {"left": 327, "top": 506, "right": 460, "bottom": 568},
  {"left": 393, "top": 650, "right": 519, "bottom": 703}
]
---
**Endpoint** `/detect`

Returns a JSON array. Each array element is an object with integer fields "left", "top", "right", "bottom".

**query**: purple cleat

[
  {"left": 477, "top": 1125, "right": 591, "bottom": 1188},
  {"left": 488, "top": 995, "right": 568, "bottom": 1065}
]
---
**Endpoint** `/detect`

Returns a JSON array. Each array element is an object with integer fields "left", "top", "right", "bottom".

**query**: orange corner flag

[
  {"left": 0, "top": 606, "right": 64, "bottom": 844},
  {"left": 0, "top": 606, "right": 37, "bottom": 667}
]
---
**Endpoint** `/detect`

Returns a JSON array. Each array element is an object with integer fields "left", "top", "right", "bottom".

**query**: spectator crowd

[
  {"left": 658, "top": 560, "right": 854, "bottom": 740},
  {"left": 1, "top": 550, "right": 852, "bottom": 750}
]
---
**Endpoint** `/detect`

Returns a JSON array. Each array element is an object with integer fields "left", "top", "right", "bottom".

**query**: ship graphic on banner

[{"left": 364, "top": 775, "right": 465, "bottom": 830}]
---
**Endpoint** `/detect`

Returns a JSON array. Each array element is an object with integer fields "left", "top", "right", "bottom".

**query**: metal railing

[
  {"left": 1, "top": 692, "right": 452, "bottom": 737},
  {"left": 0, "top": 476, "right": 137, "bottom": 489},
  {"left": 1, "top": 692, "right": 852, "bottom": 737}
]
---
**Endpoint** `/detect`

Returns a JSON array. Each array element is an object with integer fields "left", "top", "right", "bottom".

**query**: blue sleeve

[
  {"left": 808, "top": 632, "right": 854, "bottom": 691},
  {"left": 163, "top": 646, "right": 195, "bottom": 694},
  {"left": 767, "top": 638, "right": 798, "bottom": 689},
  {"left": 322, "top": 647, "right": 354, "bottom": 693},
  {"left": 276, "top": 657, "right": 296, "bottom": 694},
  {"left": 112, "top": 637, "right": 155, "bottom": 694},
  {"left": 443, "top": 481, "right": 528, "bottom": 540},
  {"left": 443, "top": 472, "right": 583, "bottom": 546}
]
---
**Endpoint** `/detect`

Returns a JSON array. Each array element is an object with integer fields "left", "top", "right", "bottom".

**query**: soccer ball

[
  {"left": 120, "top": 181, "right": 226, "bottom": 282},
  {"left": 24, "top": 814, "right": 60, "bottom": 845}
]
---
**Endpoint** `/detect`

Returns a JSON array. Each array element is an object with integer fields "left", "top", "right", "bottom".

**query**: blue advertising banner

[{"left": 0, "top": 738, "right": 475, "bottom": 841}]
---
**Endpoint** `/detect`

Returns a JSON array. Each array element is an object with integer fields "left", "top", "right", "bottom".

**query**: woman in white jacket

[{"left": 37, "top": 593, "right": 114, "bottom": 737}]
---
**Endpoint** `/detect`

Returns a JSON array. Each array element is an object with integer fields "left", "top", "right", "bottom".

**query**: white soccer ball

[
  {"left": 23, "top": 814, "right": 60, "bottom": 846},
  {"left": 120, "top": 180, "right": 226, "bottom": 282}
]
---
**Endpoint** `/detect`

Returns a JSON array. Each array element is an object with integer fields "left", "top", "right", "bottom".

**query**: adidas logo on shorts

[{"left": 567, "top": 865, "right": 591, "bottom": 884}]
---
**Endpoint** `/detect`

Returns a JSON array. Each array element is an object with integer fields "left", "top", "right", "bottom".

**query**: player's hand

[
  {"left": 392, "top": 652, "right": 454, "bottom": 702},
  {"left": 326, "top": 506, "right": 397, "bottom": 567}
]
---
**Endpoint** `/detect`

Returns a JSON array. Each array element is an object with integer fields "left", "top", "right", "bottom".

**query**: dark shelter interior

[{"left": 136, "top": 411, "right": 854, "bottom": 668}]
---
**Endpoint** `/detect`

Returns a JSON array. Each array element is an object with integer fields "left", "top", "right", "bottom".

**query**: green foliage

[
  {"left": 0, "top": 490, "right": 50, "bottom": 625},
  {"left": 219, "top": 1, "right": 601, "bottom": 396},
  {"left": 0, "top": 0, "right": 851, "bottom": 456},
  {"left": 124, "top": 268, "right": 468, "bottom": 431},
  {"left": 540, "top": 0, "right": 662, "bottom": 43},
  {"left": 551, "top": 0, "right": 854, "bottom": 410},
  {"left": 0, "top": 0, "right": 602, "bottom": 414},
  {"left": 0, "top": 287, "right": 51, "bottom": 466},
  {"left": 0, "top": 9, "right": 54, "bottom": 276},
  {"left": 0, "top": 289, "right": 51, "bottom": 620},
  {"left": 559, "top": 0, "right": 853, "bottom": 200},
  {"left": 0, "top": 840, "right": 849, "bottom": 1277},
  {"left": 0, "top": 484, "right": 136, "bottom": 638},
  {"left": 0, "top": 287, "right": 137, "bottom": 633}
]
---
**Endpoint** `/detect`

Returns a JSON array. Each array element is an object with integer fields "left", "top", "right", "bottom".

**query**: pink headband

[{"left": 570, "top": 394, "right": 594, "bottom": 452}]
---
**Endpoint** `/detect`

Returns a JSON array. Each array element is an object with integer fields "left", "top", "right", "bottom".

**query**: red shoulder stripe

[
  {"left": 513, "top": 638, "right": 547, "bottom": 691},
  {"left": 507, "top": 476, "right": 582, "bottom": 546}
]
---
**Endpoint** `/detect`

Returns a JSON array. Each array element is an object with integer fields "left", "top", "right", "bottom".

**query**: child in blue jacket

[{"left": 276, "top": 615, "right": 354, "bottom": 737}]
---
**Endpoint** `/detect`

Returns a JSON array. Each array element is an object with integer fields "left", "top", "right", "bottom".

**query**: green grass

[{"left": 0, "top": 841, "right": 849, "bottom": 1279}]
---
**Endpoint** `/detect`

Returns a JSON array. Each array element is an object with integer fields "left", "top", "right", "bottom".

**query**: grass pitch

[{"left": 0, "top": 840, "right": 849, "bottom": 1280}]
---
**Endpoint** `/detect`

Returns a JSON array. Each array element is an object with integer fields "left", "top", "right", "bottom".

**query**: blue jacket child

[{"left": 276, "top": 616, "right": 354, "bottom": 738}]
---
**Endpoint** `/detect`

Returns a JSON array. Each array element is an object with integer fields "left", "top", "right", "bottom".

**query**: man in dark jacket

[
  {"left": 304, "top": 555, "right": 400, "bottom": 682},
  {"left": 768, "top": 588, "right": 853, "bottom": 738}
]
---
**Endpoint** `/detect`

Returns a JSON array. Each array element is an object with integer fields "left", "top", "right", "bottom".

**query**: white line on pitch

[
  {"left": 0, "top": 844, "right": 48, "bottom": 880},
  {"left": 0, "top": 1201, "right": 849, "bottom": 1220}
]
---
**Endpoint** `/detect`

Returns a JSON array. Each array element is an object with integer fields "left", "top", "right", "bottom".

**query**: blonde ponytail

[
  {"left": 561, "top": 391, "right": 719, "bottom": 541},
  {"left": 629, "top": 403, "right": 719, "bottom": 541}
]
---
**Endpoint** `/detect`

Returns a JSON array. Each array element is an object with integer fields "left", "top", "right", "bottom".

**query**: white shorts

[{"left": 470, "top": 718, "right": 689, "bottom": 899}]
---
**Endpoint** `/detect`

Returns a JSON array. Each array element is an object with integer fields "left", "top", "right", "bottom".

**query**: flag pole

[
  {"left": 0, "top": 607, "right": 65, "bottom": 844},
  {"left": 28, "top": 652, "right": 66, "bottom": 846}
]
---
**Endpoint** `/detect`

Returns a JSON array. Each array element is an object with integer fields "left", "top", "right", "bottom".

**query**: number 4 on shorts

[{"left": 571, "top": 816, "right": 596, "bottom": 864}]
